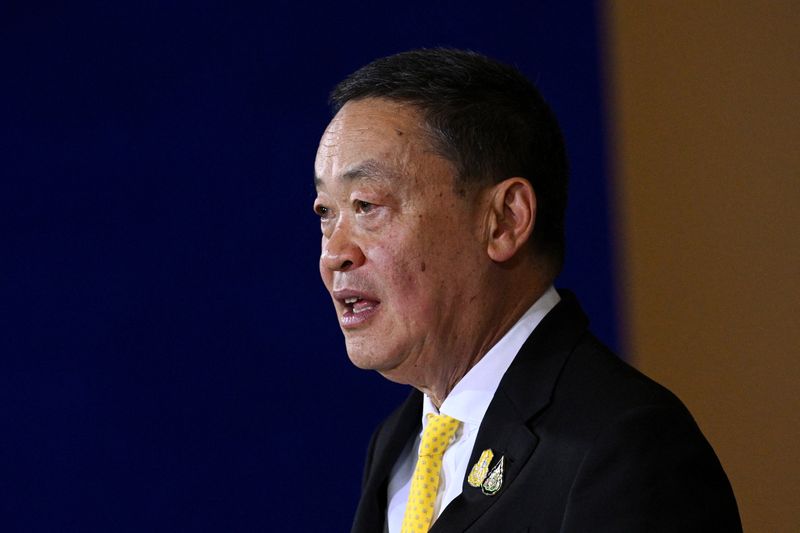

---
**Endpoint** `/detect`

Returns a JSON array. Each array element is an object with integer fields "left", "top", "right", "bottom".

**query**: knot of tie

[{"left": 418, "top": 413, "right": 460, "bottom": 457}]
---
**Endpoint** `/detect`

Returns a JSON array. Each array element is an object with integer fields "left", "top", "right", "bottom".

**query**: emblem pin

[
  {"left": 467, "top": 449, "right": 494, "bottom": 487},
  {"left": 481, "top": 456, "right": 504, "bottom": 495}
]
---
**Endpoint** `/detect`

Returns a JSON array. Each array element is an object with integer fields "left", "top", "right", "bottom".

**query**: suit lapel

[
  {"left": 431, "top": 389, "right": 538, "bottom": 532},
  {"left": 431, "top": 291, "right": 589, "bottom": 532}
]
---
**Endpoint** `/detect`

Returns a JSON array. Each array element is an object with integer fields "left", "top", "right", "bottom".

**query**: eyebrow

[{"left": 314, "top": 159, "right": 397, "bottom": 188}]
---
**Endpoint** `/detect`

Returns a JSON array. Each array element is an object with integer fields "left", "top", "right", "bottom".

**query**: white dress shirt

[{"left": 384, "top": 286, "right": 561, "bottom": 533}]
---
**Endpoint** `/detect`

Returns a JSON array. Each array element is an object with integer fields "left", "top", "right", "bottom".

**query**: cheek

[
  {"left": 370, "top": 244, "right": 442, "bottom": 315},
  {"left": 364, "top": 239, "right": 420, "bottom": 298},
  {"left": 368, "top": 216, "right": 472, "bottom": 304},
  {"left": 370, "top": 246, "right": 417, "bottom": 286}
]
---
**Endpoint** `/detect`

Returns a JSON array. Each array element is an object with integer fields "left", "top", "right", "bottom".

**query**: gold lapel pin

[{"left": 467, "top": 448, "right": 494, "bottom": 487}]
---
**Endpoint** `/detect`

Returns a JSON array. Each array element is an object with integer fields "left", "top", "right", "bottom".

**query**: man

[{"left": 314, "top": 49, "right": 741, "bottom": 532}]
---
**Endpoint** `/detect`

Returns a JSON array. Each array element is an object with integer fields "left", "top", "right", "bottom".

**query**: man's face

[{"left": 314, "top": 98, "right": 489, "bottom": 384}]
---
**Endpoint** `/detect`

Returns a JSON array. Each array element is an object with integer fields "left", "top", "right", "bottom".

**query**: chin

[
  {"left": 346, "top": 350, "right": 377, "bottom": 370},
  {"left": 345, "top": 339, "right": 405, "bottom": 375},
  {"left": 344, "top": 339, "right": 381, "bottom": 369}
]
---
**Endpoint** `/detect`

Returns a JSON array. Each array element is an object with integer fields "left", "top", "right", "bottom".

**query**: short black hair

[{"left": 330, "top": 48, "right": 569, "bottom": 275}]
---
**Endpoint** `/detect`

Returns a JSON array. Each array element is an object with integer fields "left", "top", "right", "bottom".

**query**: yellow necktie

[{"left": 401, "top": 413, "right": 461, "bottom": 533}]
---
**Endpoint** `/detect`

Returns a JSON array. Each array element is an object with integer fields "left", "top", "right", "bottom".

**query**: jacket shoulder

[{"left": 552, "top": 334, "right": 696, "bottom": 434}]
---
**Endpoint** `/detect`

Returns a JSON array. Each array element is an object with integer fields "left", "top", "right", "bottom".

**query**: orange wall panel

[{"left": 604, "top": 2, "right": 800, "bottom": 531}]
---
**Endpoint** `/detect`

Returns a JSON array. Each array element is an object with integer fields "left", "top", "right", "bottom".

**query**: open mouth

[
  {"left": 336, "top": 293, "right": 381, "bottom": 328},
  {"left": 344, "top": 296, "right": 379, "bottom": 315}
]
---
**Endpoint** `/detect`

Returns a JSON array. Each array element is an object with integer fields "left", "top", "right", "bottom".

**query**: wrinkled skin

[{"left": 314, "top": 98, "right": 540, "bottom": 405}]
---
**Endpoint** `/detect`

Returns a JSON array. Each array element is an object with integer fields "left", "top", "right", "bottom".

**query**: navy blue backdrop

[{"left": 2, "top": 2, "right": 617, "bottom": 531}]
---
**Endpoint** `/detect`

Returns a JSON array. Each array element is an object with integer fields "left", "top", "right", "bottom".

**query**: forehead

[{"left": 314, "top": 98, "right": 443, "bottom": 188}]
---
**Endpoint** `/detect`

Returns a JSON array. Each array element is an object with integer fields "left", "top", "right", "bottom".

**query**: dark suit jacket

[{"left": 351, "top": 291, "right": 741, "bottom": 532}]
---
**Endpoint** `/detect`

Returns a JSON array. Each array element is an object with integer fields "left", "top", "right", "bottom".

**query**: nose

[{"left": 320, "top": 220, "right": 366, "bottom": 272}]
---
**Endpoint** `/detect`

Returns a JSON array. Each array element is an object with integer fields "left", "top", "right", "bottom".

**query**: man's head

[
  {"left": 330, "top": 48, "right": 569, "bottom": 273},
  {"left": 314, "top": 49, "right": 568, "bottom": 402}
]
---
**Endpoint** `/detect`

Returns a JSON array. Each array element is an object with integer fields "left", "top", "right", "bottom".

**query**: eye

[
  {"left": 355, "top": 200, "right": 375, "bottom": 214},
  {"left": 314, "top": 203, "right": 331, "bottom": 219}
]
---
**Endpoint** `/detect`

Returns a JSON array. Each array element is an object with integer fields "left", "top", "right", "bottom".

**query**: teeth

[{"left": 344, "top": 297, "right": 359, "bottom": 304}]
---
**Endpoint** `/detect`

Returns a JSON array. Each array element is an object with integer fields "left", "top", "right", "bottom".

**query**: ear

[{"left": 485, "top": 178, "right": 536, "bottom": 263}]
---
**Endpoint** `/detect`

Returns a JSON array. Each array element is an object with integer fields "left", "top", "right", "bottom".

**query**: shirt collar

[{"left": 423, "top": 286, "right": 561, "bottom": 428}]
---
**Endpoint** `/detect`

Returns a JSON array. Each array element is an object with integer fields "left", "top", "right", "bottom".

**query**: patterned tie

[{"left": 401, "top": 413, "right": 461, "bottom": 533}]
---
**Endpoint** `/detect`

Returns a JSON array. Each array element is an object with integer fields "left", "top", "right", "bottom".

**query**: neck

[{"left": 419, "top": 277, "right": 551, "bottom": 409}]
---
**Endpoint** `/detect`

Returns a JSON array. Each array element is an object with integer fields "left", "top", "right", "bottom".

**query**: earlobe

[{"left": 486, "top": 178, "right": 536, "bottom": 263}]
